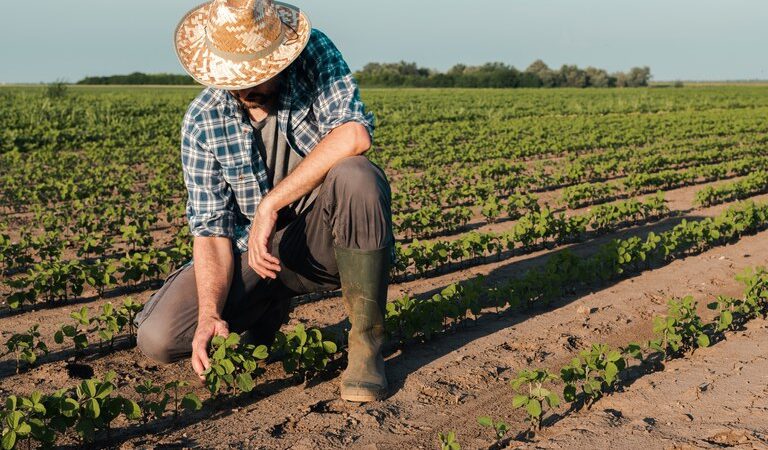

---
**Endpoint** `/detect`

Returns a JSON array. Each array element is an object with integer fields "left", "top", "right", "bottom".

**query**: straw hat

[{"left": 174, "top": 0, "right": 311, "bottom": 89}]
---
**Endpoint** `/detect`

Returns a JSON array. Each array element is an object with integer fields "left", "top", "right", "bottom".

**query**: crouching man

[{"left": 133, "top": 0, "right": 395, "bottom": 402}]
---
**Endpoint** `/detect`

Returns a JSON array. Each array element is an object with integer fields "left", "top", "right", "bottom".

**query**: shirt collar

[{"left": 217, "top": 69, "right": 295, "bottom": 121}]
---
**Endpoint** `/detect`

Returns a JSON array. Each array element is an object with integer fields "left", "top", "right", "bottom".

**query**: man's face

[{"left": 231, "top": 73, "right": 284, "bottom": 109}]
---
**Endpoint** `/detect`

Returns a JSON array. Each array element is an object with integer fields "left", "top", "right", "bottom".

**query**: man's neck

[{"left": 246, "top": 97, "right": 277, "bottom": 123}]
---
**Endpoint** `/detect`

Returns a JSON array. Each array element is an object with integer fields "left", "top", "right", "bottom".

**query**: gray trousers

[{"left": 134, "top": 155, "right": 394, "bottom": 364}]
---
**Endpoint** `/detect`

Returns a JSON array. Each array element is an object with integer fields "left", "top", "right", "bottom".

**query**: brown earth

[{"left": 1, "top": 181, "right": 768, "bottom": 449}]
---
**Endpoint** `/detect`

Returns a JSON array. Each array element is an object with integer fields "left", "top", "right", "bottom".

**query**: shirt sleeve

[
  {"left": 181, "top": 116, "right": 235, "bottom": 239},
  {"left": 306, "top": 29, "right": 375, "bottom": 143}
]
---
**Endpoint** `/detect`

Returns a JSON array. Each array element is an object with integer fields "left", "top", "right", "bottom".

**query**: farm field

[{"left": 2, "top": 85, "right": 768, "bottom": 449}]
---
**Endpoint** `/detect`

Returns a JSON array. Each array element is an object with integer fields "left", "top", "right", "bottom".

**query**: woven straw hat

[{"left": 174, "top": 0, "right": 311, "bottom": 89}]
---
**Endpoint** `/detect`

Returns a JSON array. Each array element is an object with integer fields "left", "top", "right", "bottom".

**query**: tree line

[
  {"left": 76, "top": 72, "right": 197, "bottom": 85},
  {"left": 353, "top": 60, "right": 652, "bottom": 88},
  {"left": 75, "top": 61, "right": 652, "bottom": 88}
]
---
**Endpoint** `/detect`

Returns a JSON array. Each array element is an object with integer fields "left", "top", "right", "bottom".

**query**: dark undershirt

[{"left": 250, "top": 111, "right": 320, "bottom": 229}]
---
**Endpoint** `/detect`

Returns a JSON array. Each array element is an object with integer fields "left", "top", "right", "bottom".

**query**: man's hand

[
  {"left": 248, "top": 202, "right": 281, "bottom": 279},
  {"left": 191, "top": 314, "right": 230, "bottom": 382}
]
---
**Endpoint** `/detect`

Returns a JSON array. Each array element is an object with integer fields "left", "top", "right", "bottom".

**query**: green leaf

[
  {"left": 81, "top": 380, "right": 97, "bottom": 398},
  {"left": 122, "top": 399, "right": 141, "bottom": 420},
  {"left": 546, "top": 392, "right": 560, "bottom": 408},
  {"left": 526, "top": 398, "right": 542, "bottom": 418},
  {"left": 563, "top": 384, "right": 577, "bottom": 402},
  {"left": 477, "top": 416, "right": 492, "bottom": 427},
  {"left": 2, "top": 430, "right": 16, "bottom": 450},
  {"left": 85, "top": 398, "right": 100, "bottom": 418},
  {"left": 182, "top": 393, "right": 202, "bottom": 411},
  {"left": 224, "top": 333, "right": 240, "bottom": 348},
  {"left": 604, "top": 362, "right": 619, "bottom": 384},
  {"left": 252, "top": 345, "right": 269, "bottom": 359},
  {"left": 697, "top": 334, "right": 710, "bottom": 348},
  {"left": 235, "top": 373, "right": 255, "bottom": 393},
  {"left": 322, "top": 341, "right": 337, "bottom": 354},
  {"left": 212, "top": 343, "right": 226, "bottom": 361}
]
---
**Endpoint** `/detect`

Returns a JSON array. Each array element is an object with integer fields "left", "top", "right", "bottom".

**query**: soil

[{"left": 1, "top": 179, "right": 768, "bottom": 449}]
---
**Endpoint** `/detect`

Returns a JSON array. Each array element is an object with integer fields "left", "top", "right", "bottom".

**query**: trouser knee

[
  {"left": 136, "top": 321, "right": 183, "bottom": 364},
  {"left": 325, "top": 156, "right": 394, "bottom": 249}
]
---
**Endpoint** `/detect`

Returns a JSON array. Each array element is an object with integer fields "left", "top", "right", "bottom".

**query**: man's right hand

[{"left": 191, "top": 315, "right": 230, "bottom": 382}]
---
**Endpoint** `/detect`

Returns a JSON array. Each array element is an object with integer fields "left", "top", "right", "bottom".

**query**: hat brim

[{"left": 174, "top": 1, "right": 311, "bottom": 90}]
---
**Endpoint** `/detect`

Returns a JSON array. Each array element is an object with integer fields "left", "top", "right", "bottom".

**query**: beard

[{"left": 238, "top": 93, "right": 273, "bottom": 109}]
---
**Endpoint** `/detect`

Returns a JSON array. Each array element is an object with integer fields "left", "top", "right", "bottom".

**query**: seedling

[
  {"left": 4, "top": 324, "right": 49, "bottom": 374},
  {"left": 164, "top": 380, "right": 202, "bottom": 419},
  {"left": 1, "top": 396, "right": 32, "bottom": 450},
  {"left": 54, "top": 307, "right": 90, "bottom": 357},
  {"left": 477, "top": 416, "right": 509, "bottom": 440},
  {"left": 437, "top": 430, "right": 461, "bottom": 450},
  {"left": 649, "top": 296, "right": 710, "bottom": 358},
  {"left": 134, "top": 380, "right": 169, "bottom": 424},
  {"left": 203, "top": 333, "right": 269, "bottom": 398},
  {"left": 271, "top": 324, "right": 338, "bottom": 382},
  {"left": 92, "top": 302, "right": 121, "bottom": 352},
  {"left": 560, "top": 344, "right": 626, "bottom": 409},
  {"left": 118, "top": 297, "right": 144, "bottom": 346},
  {"left": 510, "top": 368, "right": 560, "bottom": 433}
]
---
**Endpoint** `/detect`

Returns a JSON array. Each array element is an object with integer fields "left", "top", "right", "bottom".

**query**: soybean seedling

[
  {"left": 271, "top": 324, "right": 338, "bottom": 383},
  {"left": 560, "top": 344, "right": 626, "bottom": 409},
  {"left": 477, "top": 416, "right": 509, "bottom": 440},
  {"left": 4, "top": 324, "right": 49, "bottom": 373},
  {"left": 510, "top": 368, "right": 560, "bottom": 434},
  {"left": 164, "top": 380, "right": 202, "bottom": 419},
  {"left": 203, "top": 332, "right": 269, "bottom": 398},
  {"left": 438, "top": 430, "right": 461, "bottom": 450}
]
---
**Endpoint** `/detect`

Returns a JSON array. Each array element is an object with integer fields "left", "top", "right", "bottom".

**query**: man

[{"left": 133, "top": 0, "right": 396, "bottom": 403}]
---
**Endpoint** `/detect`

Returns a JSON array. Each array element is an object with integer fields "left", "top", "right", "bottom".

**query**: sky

[{"left": 1, "top": 0, "right": 765, "bottom": 83}]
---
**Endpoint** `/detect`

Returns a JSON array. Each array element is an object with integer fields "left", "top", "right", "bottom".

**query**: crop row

[
  {"left": 393, "top": 193, "right": 539, "bottom": 240},
  {"left": 695, "top": 170, "right": 768, "bottom": 207},
  {"left": 392, "top": 193, "right": 669, "bottom": 279},
  {"left": 561, "top": 155, "right": 768, "bottom": 208},
  {"left": 441, "top": 267, "right": 768, "bottom": 448}
]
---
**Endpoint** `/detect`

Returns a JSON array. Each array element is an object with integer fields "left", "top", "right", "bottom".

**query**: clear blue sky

[{"left": 1, "top": 0, "right": 765, "bottom": 83}]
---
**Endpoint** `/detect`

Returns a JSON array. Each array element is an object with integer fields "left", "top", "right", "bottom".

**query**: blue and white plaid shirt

[{"left": 180, "top": 29, "right": 377, "bottom": 264}]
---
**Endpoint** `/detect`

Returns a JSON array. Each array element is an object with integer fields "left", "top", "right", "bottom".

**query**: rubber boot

[{"left": 334, "top": 244, "right": 391, "bottom": 402}]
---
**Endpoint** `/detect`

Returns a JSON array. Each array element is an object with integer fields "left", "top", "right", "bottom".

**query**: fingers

[
  {"left": 191, "top": 319, "right": 230, "bottom": 383},
  {"left": 248, "top": 244, "right": 281, "bottom": 279},
  {"left": 191, "top": 344, "right": 208, "bottom": 382},
  {"left": 215, "top": 321, "right": 230, "bottom": 338},
  {"left": 191, "top": 353, "right": 205, "bottom": 382}
]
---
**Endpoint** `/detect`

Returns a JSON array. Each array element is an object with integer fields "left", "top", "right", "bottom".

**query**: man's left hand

[{"left": 248, "top": 202, "right": 281, "bottom": 279}]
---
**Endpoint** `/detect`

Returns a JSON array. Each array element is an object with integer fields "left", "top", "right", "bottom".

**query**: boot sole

[{"left": 340, "top": 387, "right": 387, "bottom": 403}]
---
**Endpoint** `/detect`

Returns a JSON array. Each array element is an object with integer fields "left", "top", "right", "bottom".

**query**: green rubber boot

[{"left": 333, "top": 244, "right": 391, "bottom": 402}]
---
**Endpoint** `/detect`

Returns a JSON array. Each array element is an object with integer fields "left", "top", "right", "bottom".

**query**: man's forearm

[
  {"left": 258, "top": 121, "right": 371, "bottom": 212},
  {"left": 193, "top": 236, "right": 234, "bottom": 320}
]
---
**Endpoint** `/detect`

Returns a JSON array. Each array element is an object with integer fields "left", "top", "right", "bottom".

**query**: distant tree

[
  {"left": 559, "top": 64, "right": 588, "bottom": 88},
  {"left": 627, "top": 66, "right": 652, "bottom": 86},
  {"left": 613, "top": 66, "right": 651, "bottom": 88},
  {"left": 584, "top": 67, "right": 612, "bottom": 87},
  {"left": 525, "top": 60, "right": 558, "bottom": 87}
]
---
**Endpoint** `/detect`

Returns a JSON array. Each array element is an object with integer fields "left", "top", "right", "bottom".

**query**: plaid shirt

[{"left": 179, "top": 28, "right": 384, "bottom": 268}]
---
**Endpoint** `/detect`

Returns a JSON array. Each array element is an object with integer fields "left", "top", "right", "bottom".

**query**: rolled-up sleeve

[
  {"left": 308, "top": 29, "right": 375, "bottom": 143},
  {"left": 181, "top": 117, "right": 235, "bottom": 239}
]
